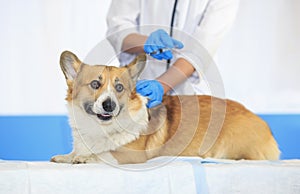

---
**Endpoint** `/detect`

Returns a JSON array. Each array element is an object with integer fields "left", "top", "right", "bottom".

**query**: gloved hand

[
  {"left": 144, "top": 29, "right": 184, "bottom": 60},
  {"left": 136, "top": 80, "right": 164, "bottom": 108}
]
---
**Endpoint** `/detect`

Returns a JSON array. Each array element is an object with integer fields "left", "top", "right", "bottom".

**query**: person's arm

[
  {"left": 136, "top": 57, "right": 196, "bottom": 108},
  {"left": 157, "top": 58, "right": 195, "bottom": 94},
  {"left": 121, "top": 33, "right": 147, "bottom": 53},
  {"left": 122, "top": 32, "right": 195, "bottom": 94},
  {"left": 106, "top": 0, "right": 141, "bottom": 55}
]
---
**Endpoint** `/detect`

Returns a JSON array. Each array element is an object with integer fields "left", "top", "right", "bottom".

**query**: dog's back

[
  {"left": 159, "top": 95, "right": 280, "bottom": 160},
  {"left": 113, "top": 95, "right": 280, "bottom": 164}
]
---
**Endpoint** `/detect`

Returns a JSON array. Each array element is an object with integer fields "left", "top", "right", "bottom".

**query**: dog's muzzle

[{"left": 83, "top": 98, "right": 120, "bottom": 121}]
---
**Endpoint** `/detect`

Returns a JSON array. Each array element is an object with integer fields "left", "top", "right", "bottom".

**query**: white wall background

[
  {"left": 0, "top": 0, "right": 299, "bottom": 115},
  {"left": 218, "top": 0, "right": 300, "bottom": 113}
]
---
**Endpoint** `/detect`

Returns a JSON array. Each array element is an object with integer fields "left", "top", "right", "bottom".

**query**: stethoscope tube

[{"left": 166, "top": 0, "right": 178, "bottom": 70}]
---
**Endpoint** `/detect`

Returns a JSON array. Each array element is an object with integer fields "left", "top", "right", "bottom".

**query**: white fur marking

[{"left": 67, "top": 100, "right": 148, "bottom": 156}]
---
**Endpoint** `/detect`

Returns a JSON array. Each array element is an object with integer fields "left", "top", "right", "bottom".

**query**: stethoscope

[
  {"left": 146, "top": 0, "right": 177, "bottom": 70},
  {"left": 166, "top": 0, "right": 211, "bottom": 70},
  {"left": 166, "top": 0, "right": 178, "bottom": 70}
]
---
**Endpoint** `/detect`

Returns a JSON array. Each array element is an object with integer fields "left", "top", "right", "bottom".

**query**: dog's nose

[{"left": 102, "top": 98, "right": 116, "bottom": 112}]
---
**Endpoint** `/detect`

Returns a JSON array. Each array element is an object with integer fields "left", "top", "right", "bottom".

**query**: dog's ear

[
  {"left": 126, "top": 54, "right": 146, "bottom": 80},
  {"left": 60, "top": 51, "right": 82, "bottom": 81}
]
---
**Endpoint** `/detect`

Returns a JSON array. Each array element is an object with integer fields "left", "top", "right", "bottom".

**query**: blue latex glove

[
  {"left": 136, "top": 80, "right": 164, "bottom": 108},
  {"left": 144, "top": 29, "right": 184, "bottom": 60}
]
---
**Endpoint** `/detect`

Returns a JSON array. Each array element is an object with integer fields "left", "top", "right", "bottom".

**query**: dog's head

[{"left": 60, "top": 51, "right": 149, "bottom": 133}]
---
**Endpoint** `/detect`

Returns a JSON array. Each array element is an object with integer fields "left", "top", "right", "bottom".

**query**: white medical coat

[{"left": 106, "top": 0, "right": 239, "bottom": 95}]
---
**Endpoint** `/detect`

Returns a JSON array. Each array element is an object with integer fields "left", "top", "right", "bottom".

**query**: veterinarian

[{"left": 106, "top": 0, "right": 239, "bottom": 108}]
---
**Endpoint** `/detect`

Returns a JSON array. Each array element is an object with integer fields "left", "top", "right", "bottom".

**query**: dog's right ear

[
  {"left": 126, "top": 54, "right": 146, "bottom": 81},
  {"left": 60, "top": 51, "right": 82, "bottom": 81}
]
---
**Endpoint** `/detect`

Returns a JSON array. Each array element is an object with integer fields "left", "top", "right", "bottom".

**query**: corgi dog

[{"left": 51, "top": 51, "right": 280, "bottom": 164}]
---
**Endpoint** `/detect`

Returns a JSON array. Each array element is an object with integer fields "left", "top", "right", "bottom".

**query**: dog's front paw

[
  {"left": 72, "top": 154, "right": 102, "bottom": 164},
  {"left": 51, "top": 154, "right": 73, "bottom": 163}
]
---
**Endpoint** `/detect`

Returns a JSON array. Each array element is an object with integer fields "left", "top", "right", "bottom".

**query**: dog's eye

[
  {"left": 90, "top": 80, "right": 101, "bottom": 90},
  {"left": 115, "top": 83, "right": 124, "bottom": 92}
]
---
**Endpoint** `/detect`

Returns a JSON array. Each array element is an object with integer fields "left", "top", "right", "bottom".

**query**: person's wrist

[{"left": 156, "top": 79, "right": 171, "bottom": 94}]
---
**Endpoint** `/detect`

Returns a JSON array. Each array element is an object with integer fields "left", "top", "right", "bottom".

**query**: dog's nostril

[{"left": 102, "top": 99, "right": 116, "bottom": 112}]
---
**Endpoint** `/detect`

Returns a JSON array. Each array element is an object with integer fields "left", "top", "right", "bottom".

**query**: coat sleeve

[
  {"left": 172, "top": 0, "right": 239, "bottom": 89},
  {"left": 190, "top": 0, "right": 239, "bottom": 56},
  {"left": 106, "top": 0, "right": 141, "bottom": 55}
]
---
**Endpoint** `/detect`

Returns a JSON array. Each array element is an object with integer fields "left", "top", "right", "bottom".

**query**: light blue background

[{"left": 0, "top": 115, "right": 299, "bottom": 161}]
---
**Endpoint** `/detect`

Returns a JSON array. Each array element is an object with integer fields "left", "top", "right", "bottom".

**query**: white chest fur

[{"left": 67, "top": 103, "right": 148, "bottom": 155}]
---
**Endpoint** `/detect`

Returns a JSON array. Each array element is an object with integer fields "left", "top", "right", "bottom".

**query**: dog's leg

[
  {"left": 71, "top": 152, "right": 118, "bottom": 164},
  {"left": 71, "top": 154, "right": 101, "bottom": 164},
  {"left": 50, "top": 152, "right": 76, "bottom": 163}
]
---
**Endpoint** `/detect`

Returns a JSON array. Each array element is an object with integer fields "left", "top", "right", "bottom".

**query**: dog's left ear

[{"left": 126, "top": 54, "right": 146, "bottom": 81}]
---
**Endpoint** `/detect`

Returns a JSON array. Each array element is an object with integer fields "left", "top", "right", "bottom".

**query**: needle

[{"left": 148, "top": 48, "right": 171, "bottom": 55}]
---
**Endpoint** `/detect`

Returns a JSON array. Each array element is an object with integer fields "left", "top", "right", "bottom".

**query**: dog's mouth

[
  {"left": 83, "top": 102, "right": 120, "bottom": 121},
  {"left": 96, "top": 113, "right": 113, "bottom": 121}
]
